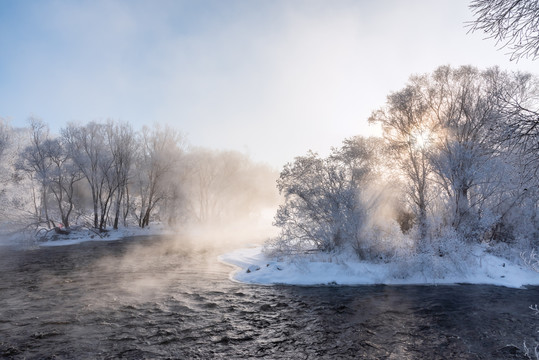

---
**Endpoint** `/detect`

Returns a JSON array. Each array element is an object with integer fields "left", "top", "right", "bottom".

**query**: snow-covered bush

[
  {"left": 353, "top": 217, "right": 414, "bottom": 262},
  {"left": 272, "top": 137, "right": 380, "bottom": 254}
]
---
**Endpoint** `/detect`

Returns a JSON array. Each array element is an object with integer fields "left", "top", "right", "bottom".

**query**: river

[{"left": 0, "top": 235, "right": 537, "bottom": 359}]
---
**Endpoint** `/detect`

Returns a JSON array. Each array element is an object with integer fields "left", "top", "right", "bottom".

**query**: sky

[{"left": 0, "top": 0, "right": 537, "bottom": 168}]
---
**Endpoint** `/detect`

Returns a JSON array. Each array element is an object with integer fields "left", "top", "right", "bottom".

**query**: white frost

[{"left": 219, "top": 245, "right": 539, "bottom": 288}]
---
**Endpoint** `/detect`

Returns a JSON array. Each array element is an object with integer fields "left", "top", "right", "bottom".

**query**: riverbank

[
  {"left": 0, "top": 223, "right": 173, "bottom": 248},
  {"left": 40, "top": 224, "right": 174, "bottom": 247},
  {"left": 219, "top": 245, "right": 539, "bottom": 288}
]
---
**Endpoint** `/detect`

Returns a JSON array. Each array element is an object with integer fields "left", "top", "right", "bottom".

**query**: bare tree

[
  {"left": 17, "top": 117, "right": 54, "bottom": 228},
  {"left": 0, "top": 118, "right": 12, "bottom": 197},
  {"left": 0, "top": 117, "right": 9, "bottom": 161},
  {"left": 369, "top": 82, "right": 433, "bottom": 242},
  {"left": 62, "top": 122, "right": 115, "bottom": 230},
  {"left": 105, "top": 121, "right": 135, "bottom": 229},
  {"left": 489, "top": 69, "right": 539, "bottom": 172},
  {"left": 183, "top": 149, "right": 278, "bottom": 225},
  {"left": 184, "top": 148, "right": 221, "bottom": 223},
  {"left": 134, "top": 125, "right": 183, "bottom": 228},
  {"left": 43, "top": 137, "right": 83, "bottom": 228},
  {"left": 468, "top": 0, "right": 539, "bottom": 61}
]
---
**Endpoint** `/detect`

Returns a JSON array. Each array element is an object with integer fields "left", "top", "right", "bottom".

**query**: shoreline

[{"left": 218, "top": 245, "right": 539, "bottom": 289}]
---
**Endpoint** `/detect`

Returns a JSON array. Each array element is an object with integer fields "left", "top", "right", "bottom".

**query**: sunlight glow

[{"left": 411, "top": 128, "right": 431, "bottom": 149}]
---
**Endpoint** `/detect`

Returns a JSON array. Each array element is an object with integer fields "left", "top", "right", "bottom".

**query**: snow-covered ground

[
  {"left": 219, "top": 245, "right": 539, "bottom": 288},
  {"left": 0, "top": 224, "right": 173, "bottom": 248},
  {"left": 39, "top": 224, "right": 173, "bottom": 247}
]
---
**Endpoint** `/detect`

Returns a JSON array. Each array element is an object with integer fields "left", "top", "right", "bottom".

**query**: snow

[
  {"left": 36, "top": 224, "right": 172, "bottom": 247},
  {"left": 218, "top": 245, "right": 539, "bottom": 288},
  {"left": 0, "top": 223, "right": 171, "bottom": 247}
]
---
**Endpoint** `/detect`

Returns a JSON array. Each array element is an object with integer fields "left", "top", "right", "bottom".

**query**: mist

[
  {"left": 0, "top": 119, "right": 281, "bottom": 255},
  {"left": 1, "top": 1, "right": 539, "bottom": 357},
  {"left": 0, "top": 119, "right": 286, "bottom": 315}
]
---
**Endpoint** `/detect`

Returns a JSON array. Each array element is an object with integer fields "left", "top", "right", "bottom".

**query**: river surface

[{"left": 0, "top": 235, "right": 538, "bottom": 359}]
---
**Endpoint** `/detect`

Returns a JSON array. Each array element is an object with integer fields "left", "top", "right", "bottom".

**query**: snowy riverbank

[
  {"left": 0, "top": 224, "right": 174, "bottom": 248},
  {"left": 38, "top": 224, "right": 173, "bottom": 247},
  {"left": 219, "top": 245, "right": 539, "bottom": 288}
]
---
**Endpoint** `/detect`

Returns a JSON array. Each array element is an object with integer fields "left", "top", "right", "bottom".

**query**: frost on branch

[{"left": 521, "top": 249, "right": 539, "bottom": 273}]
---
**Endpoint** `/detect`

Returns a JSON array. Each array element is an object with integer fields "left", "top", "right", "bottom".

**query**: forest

[
  {"left": 270, "top": 65, "right": 538, "bottom": 270},
  {"left": 0, "top": 118, "right": 278, "bottom": 240},
  {"left": 1, "top": 64, "right": 536, "bottom": 274}
]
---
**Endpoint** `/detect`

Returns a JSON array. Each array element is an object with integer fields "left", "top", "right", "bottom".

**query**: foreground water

[{"left": 0, "top": 235, "right": 538, "bottom": 359}]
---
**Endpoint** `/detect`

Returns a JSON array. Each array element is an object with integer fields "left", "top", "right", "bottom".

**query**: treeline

[
  {"left": 273, "top": 65, "right": 539, "bottom": 258},
  {"left": 0, "top": 119, "right": 278, "bottom": 235}
]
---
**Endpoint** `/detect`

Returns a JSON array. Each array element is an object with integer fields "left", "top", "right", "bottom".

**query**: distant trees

[
  {"left": 0, "top": 118, "right": 9, "bottom": 161},
  {"left": 17, "top": 118, "right": 56, "bottom": 228},
  {"left": 182, "top": 149, "right": 278, "bottom": 225},
  {"left": 43, "top": 136, "right": 83, "bottom": 228},
  {"left": 0, "top": 118, "right": 12, "bottom": 195},
  {"left": 0, "top": 118, "right": 278, "bottom": 236},
  {"left": 134, "top": 125, "right": 183, "bottom": 228},
  {"left": 469, "top": 0, "right": 539, "bottom": 61},
  {"left": 62, "top": 122, "right": 114, "bottom": 230},
  {"left": 106, "top": 121, "right": 135, "bottom": 229}
]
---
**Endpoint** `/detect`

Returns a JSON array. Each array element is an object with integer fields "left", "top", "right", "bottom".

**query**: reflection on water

[{"left": 0, "top": 236, "right": 537, "bottom": 359}]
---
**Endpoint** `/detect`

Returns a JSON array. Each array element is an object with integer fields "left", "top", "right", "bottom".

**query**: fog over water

[
  {"left": 0, "top": 1, "right": 538, "bottom": 358},
  {"left": 1, "top": 235, "right": 538, "bottom": 359}
]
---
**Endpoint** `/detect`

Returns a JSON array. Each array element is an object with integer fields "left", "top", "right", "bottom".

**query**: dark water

[{"left": 0, "top": 236, "right": 538, "bottom": 359}]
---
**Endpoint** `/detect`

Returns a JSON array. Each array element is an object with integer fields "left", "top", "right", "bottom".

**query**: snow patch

[
  {"left": 38, "top": 224, "right": 173, "bottom": 247},
  {"left": 219, "top": 245, "right": 539, "bottom": 288}
]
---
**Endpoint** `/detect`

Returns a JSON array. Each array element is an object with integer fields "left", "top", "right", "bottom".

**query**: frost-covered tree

[
  {"left": 134, "top": 125, "right": 183, "bottom": 228},
  {"left": 0, "top": 118, "right": 12, "bottom": 202},
  {"left": 62, "top": 122, "right": 116, "bottom": 230},
  {"left": 42, "top": 137, "right": 83, "bottom": 228},
  {"left": 183, "top": 148, "right": 222, "bottom": 224},
  {"left": 372, "top": 65, "right": 538, "bottom": 244},
  {"left": 490, "top": 69, "right": 539, "bottom": 174},
  {"left": 425, "top": 66, "right": 505, "bottom": 235},
  {"left": 0, "top": 117, "right": 9, "bottom": 162},
  {"left": 105, "top": 121, "right": 135, "bottom": 229},
  {"left": 181, "top": 149, "right": 278, "bottom": 225},
  {"left": 16, "top": 118, "right": 55, "bottom": 228},
  {"left": 0, "top": 119, "right": 19, "bottom": 229},
  {"left": 490, "top": 70, "right": 539, "bottom": 244},
  {"left": 468, "top": 0, "right": 539, "bottom": 61},
  {"left": 369, "top": 83, "right": 433, "bottom": 242},
  {"left": 273, "top": 137, "right": 377, "bottom": 253}
]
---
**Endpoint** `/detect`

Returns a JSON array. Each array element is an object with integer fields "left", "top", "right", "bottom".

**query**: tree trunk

[
  {"left": 113, "top": 187, "right": 123, "bottom": 230},
  {"left": 123, "top": 186, "right": 130, "bottom": 227},
  {"left": 454, "top": 187, "right": 470, "bottom": 230}
]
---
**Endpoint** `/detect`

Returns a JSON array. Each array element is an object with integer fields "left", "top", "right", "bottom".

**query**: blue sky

[{"left": 0, "top": 0, "right": 537, "bottom": 168}]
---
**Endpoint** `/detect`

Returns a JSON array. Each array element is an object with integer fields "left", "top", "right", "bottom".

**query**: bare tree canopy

[{"left": 468, "top": 0, "right": 539, "bottom": 61}]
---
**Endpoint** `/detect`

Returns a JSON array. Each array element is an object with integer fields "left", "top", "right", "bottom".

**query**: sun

[{"left": 411, "top": 128, "right": 431, "bottom": 149}]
